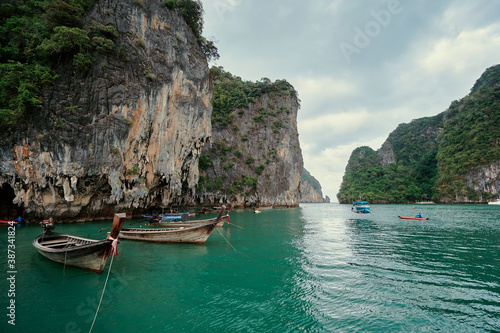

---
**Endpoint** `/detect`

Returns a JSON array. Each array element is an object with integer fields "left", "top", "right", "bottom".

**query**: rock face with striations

[
  {"left": 300, "top": 169, "right": 329, "bottom": 203},
  {"left": 338, "top": 64, "right": 500, "bottom": 204},
  {"left": 0, "top": 0, "right": 211, "bottom": 220},
  {"left": 193, "top": 69, "right": 303, "bottom": 208}
]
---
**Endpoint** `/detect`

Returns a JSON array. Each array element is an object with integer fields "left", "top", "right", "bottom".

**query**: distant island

[
  {"left": 338, "top": 64, "right": 500, "bottom": 204},
  {"left": 300, "top": 169, "right": 330, "bottom": 203}
]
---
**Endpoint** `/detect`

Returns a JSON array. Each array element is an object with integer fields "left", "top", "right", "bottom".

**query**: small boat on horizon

[
  {"left": 0, "top": 217, "right": 24, "bottom": 226},
  {"left": 32, "top": 213, "right": 126, "bottom": 273},
  {"left": 352, "top": 201, "right": 370, "bottom": 214},
  {"left": 398, "top": 216, "right": 429, "bottom": 220}
]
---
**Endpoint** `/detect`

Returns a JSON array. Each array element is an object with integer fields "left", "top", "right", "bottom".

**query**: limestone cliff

[
  {"left": 464, "top": 162, "right": 500, "bottom": 201},
  {"left": 193, "top": 68, "right": 303, "bottom": 208},
  {"left": 0, "top": 0, "right": 211, "bottom": 220},
  {"left": 338, "top": 64, "right": 500, "bottom": 204},
  {"left": 300, "top": 169, "right": 329, "bottom": 203}
]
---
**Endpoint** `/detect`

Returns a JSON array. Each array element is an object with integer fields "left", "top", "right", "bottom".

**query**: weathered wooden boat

[
  {"left": 398, "top": 216, "right": 429, "bottom": 220},
  {"left": 120, "top": 206, "right": 225, "bottom": 244},
  {"left": 148, "top": 214, "right": 230, "bottom": 228},
  {"left": 161, "top": 212, "right": 191, "bottom": 221},
  {"left": 143, "top": 212, "right": 191, "bottom": 221},
  {"left": 32, "top": 213, "right": 126, "bottom": 273},
  {"left": 147, "top": 205, "right": 232, "bottom": 228},
  {"left": 198, "top": 207, "right": 222, "bottom": 214}
]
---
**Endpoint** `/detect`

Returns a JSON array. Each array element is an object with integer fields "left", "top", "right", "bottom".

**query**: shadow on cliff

[{"left": 0, "top": 184, "right": 23, "bottom": 219}]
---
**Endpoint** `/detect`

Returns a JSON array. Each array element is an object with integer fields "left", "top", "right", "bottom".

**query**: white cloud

[
  {"left": 295, "top": 76, "right": 357, "bottom": 103},
  {"left": 203, "top": 1, "right": 500, "bottom": 200},
  {"left": 418, "top": 25, "right": 500, "bottom": 75},
  {"left": 303, "top": 136, "right": 387, "bottom": 200},
  {"left": 299, "top": 109, "right": 370, "bottom": 139}
]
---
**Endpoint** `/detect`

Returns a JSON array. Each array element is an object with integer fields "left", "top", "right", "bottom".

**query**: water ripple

[{"left": 297, "top": 203, "right": 500, "bottom": 332}]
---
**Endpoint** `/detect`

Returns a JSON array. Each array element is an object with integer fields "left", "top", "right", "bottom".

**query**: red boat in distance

[
  {"left": 0, "top": 217, "right": 24, "bottom": 225},
  {"left": 398, "top": 216, "right": 429, "bottom": 220}
]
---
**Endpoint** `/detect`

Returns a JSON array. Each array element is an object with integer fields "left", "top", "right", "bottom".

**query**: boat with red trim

[
  {"left": 0, "top": 217, "right": 24, "bottom": 225},
  {"left": 33, "top": 213, "right": 126, "bottom": 273},
  {"left": 398, "top": 216, "right": 429, "bottom": 220}
]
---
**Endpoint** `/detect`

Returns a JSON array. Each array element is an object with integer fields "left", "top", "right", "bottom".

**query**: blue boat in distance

[{"left": 352, "top": 201, "right": 371, "bottom": 214}]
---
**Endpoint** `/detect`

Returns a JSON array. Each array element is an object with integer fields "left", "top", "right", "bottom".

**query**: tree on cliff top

[
  {"left": 210, "top": 66, "right": 297, "bottom": 128},
  {"left": 0, "top": 0, "right": 218, "bottom": 129},
  {"left": 164, "top": 0, "right": 219, "bottom": 61},
  {"left": 338, "top": 64, "right": 500, "bottom": 203}
]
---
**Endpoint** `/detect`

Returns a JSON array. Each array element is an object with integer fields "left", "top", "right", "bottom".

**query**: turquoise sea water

[{"left": 1, "top": 203, "right": 499, "bottom": 332}]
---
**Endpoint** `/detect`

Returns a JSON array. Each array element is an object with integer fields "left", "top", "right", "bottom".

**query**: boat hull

[
  {"left": 352, "top": 201, "right": 370, "bottom": 214},
  {"left": 353, "top": 206, "right": 370, "bottom": 213},
  {"left": 398, "top": 216, "right": 429, "bottom": 220},
  {"left": 120, "top": 221, "right": 217, "bottom": 244},
  {"left": 148, "top": 215, "right": 229, "bottom": 228},
  {"left": 32, "top": 213, "right": 126, "bottom": 273},
  {"left": 33, "top": 233, "right": 113, "bottom": 273}
]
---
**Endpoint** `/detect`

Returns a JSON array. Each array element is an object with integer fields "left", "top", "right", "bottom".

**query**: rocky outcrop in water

[
  {"left": 338, "top": 64, "right": 500, "bottom": 204},
  {"left": 193, "top": 69, "right": 303, "bottom": 208},
  {"left": 300, "top": 169, "right": 329, "bottom": 203},
  {"left": 0, "top": 0, "right": 211, "bottom": 220}
]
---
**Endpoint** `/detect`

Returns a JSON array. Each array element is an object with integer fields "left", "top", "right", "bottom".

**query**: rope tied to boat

[
  {"left": 106, "top": 236, "right": 118, "bottom": 256},
  {"left": 89, "top": 255, "right": 114, "bottom": 333}
]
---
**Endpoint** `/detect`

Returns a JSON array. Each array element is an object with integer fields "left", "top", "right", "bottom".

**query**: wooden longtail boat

[
  {"left": 198, "top": 207, "right": 222, "bottom": 214},
  {"left": 119, "top": 206, "right": 225, "bottom": 244},
  {"left": 147, "top": 206, "right": 232, "bottom": 228},
  {"left": 398, "top": 216, "right": 429, "bottom": 220},
  {"left": 147, "top": 214, "right": 230, "bottom": 228},
  {"left": 32, "top": 213, "right": 126, "bottom": 273}
]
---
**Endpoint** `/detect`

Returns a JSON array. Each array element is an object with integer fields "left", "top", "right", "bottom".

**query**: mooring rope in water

[
  {"left": 63, "top": 250, "right": 68, "bottom": 276},
  {"left": 89, "top": 254, "right": 115, "bottom": 333},
  {"left": 215, "top": 227, "right": 238, "bottom": 252},
  {"left": 226, "top": 222, "right": 244, "bottom": 229}
]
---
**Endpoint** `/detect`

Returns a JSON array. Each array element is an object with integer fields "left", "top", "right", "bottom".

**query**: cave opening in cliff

[{"left": 0, "top": 184, "right": 23, "bottom": 219}]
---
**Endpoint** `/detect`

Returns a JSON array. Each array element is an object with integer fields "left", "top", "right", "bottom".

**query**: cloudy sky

[{"left": 202, "top": 0, "right": 500, "bottom": 201}]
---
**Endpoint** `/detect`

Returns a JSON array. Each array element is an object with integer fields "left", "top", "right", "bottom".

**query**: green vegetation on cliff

[
  {"left": 470, "top": 64, "right": 500, "bottom": 93},
  {"left": 338, "top": 64, "right": 500, "bottom": 204},
  {"left": 337, "top": 146, "right": 430, "bottom": 203},
  {"left": 0, "top": 0, "right": 217, "bottom": 129},
  {"left": 163, "top": 0, "right": 218, "bottom": 61},
  {"left": 1, "top": 0, "right": 55, "bottom": 128},
  {"left": 301, "top": 169, "right": 322, "bottom": 192},
  {"left": 436, "top": 84, "right": 500, "bottom": 201},
  {"left": 211, "top": 66, "right": 297, "bottom": 128},
  {"left": 197, "top": 67, "right": 301, "bottom": 204}
]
